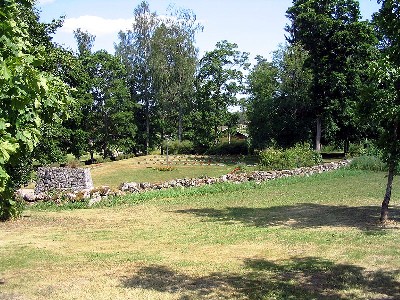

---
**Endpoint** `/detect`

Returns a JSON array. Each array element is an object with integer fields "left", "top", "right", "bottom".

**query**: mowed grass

[
  {"left": 89, "top": 155, "right": 253, "bottom": 188},
  {"left": 1, "top": 169, "right": 400, "bottom": 299}
]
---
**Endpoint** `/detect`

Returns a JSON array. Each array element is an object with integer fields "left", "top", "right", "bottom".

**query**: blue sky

[{"left": 37, "top": 0, "right": 381, "bottom": 63}]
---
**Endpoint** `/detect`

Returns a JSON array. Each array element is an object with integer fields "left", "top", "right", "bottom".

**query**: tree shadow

[
  {"left": 121, "top": 257, "right": 400, "bottom": 299},
  {"left": 175, "top": 204, "right": 400, "bottom": 232}
]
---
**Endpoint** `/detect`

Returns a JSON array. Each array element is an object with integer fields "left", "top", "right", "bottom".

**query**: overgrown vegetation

[
  {"left": 259, "top": 143, "right": 322, "bottom": 170},
  {"left": 207, "top": 140, "right": 249, "bottom": 155}
]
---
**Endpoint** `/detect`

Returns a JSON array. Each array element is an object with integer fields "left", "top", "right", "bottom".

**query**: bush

[
  {"left": 163, "top": 140, "right": 194, "bottom": 155},
  {"left": 154, "top": 165, "right": 175, "bottom": 172},
  {"left": 349, "top": 155, "right": 387, "bottom": 172},
  {"left": 259, "top": 143, "right": 322, "bottom": 170},
  {"left": 347, "top": 141, "right": 383, "bottom": 158},
  {"left": 207, "top": 140, "right": 249, "bottom": 155}
]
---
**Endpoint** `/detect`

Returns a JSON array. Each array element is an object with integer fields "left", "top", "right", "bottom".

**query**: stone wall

[
  {"left": 120, "top": 160, "right": 350, "bottom": 192},
  {"left": 34, "top": 167, "right": 94, "bottom": 195},
  {"left": 22, "top": 160, "right": 349, "bottom": 204}
]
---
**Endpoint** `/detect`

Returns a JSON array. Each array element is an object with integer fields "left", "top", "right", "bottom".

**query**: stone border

[
  {"left": 18, "top": 160, "right": 350, "bottom": 206},
  {"left": 119, "top": 160, "right": 350, "bottom": 192}
]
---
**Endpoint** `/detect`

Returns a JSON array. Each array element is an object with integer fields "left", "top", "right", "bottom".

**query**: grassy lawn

[
  {"left": 89, "top": 155, "right": 256, "bottom": 188},
  {"left": 1, "top": 169, "right": 400, "bottom": 299}
]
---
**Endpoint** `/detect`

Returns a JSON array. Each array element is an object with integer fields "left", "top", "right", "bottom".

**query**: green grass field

[
  {"left": 89, "top": 154, "right": 257, "bottom": 188},
  {"left": 1, "top": 169, "right": 400, "bottom": 299}
]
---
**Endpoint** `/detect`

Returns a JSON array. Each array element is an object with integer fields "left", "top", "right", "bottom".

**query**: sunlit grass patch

[{"left": 1, "top": 169, "right": 399, "bottom": 299}]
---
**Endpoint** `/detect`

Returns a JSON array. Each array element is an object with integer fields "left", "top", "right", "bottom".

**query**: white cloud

[
  {"left": 36, "top": 0, "right": 55, "bottom": 5},
  {"left": 61, "top": 15, "right": 134, "bottom": 36}
]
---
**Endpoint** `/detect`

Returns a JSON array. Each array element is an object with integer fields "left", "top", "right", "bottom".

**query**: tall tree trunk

[
  {"left": 344, "top": 139, "right": 350, "bottom": 155},
  {"left": 146, "top": 100, "right": 150, "bottom": 155},
  {"left": 381, "top": 160, "right": 396, "bottom": 222},
  {"left": 315, "top": 116, "right": 322, "bottom": 152},
  {"left": 178, "top": 104, "right": 182, "bottom": 143},
  {"left": 381, "top": 119, "right": 399, "bottom": 222}
]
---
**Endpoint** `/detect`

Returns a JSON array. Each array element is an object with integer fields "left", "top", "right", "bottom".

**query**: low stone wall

[
  {"left": 119, "top": 160, "right": 350, "bottom": 193},
  {"left": 22, "top": 160, "right": 350, "bottom": 205},
  {"left": 34, "top": 167, "right": 94, "bottom": 195}
]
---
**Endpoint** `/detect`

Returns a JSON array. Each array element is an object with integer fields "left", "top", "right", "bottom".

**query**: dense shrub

[
  {"left": 349, "top": 155, "right": 387, "bottom": 172},
  {"left": 207, "top": 140, "right": 249, "bottom": 155},
  {"left": 259, "top": 143, "right": 322, "bottom": 170},
  {"left": 163, "top": 140, "right": 194, "bottom": 155}
]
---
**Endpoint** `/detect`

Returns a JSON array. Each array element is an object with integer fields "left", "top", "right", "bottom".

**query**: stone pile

[{"left": 34, "top": 167, "right": 94, "bottom": 194}]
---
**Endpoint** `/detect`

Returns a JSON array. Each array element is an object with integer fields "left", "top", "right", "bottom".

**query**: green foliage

[
  {"left": 247, "top": 44, "right": 314, "bottom": 149},
  {"left": 0, "top": 0, "right": 72, "bottom": 220},
  {"left": 153, "top": 165, "right": 175, "bottom": 172},
  {"left": 150, "top": 8, "right": 201, "bottom": 142},
  {"left": 361, "top": 55, "right": 400, "bottom": 165},
  {"left": 115, "top": 1, "right": 159, "bottom": 154},
  {"left": 349, "top": 155, "right": 387, "bottom": 172},
  {"left": 33, "top": 124, "right": 68, "bottom": 165},
  {"left": 286, "top": 0, "right": 377, "bottom": 149},
  {"left": 193, "top": 40, "right": 249, "bottom": 147},
  {"left": 259, "top": 143, "right": 322, "bottom": 170},
  {"left": 82, "top": 50, "right": 137, "bottom": 157},
  {"left": 163, "top": 140, "right": 194, "bottom": 155},
  {"left": 207, "top": 141, "right": 249, "bottom": 155}
]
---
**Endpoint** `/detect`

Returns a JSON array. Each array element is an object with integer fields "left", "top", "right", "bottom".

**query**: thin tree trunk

[
  {"left": 178, "top": 104, "right": 182, "bottom": 143},
  {"left": 381, "top": 160, "right": 395, "bottom": 222},
  {"left": 146, "top": 100, "right": 150, "bottom": 155},
  {"left": 315, "top": 116, "right": 322, "bottom": 152},
  {"left": 344, "top": 139, "right": 350, "bottom": 155}
]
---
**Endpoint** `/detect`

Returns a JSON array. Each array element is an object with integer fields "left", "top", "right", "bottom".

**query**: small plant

[
  {"left": 66, "top": 159, "right": 83, "bottom": 168},
  {"left": 154, "top": 165, "right": 175, "bottom": 172}
]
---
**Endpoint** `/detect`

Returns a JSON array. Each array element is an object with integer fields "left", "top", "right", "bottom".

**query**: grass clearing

[
  {"left": 88, "top": 155, "right": 256, "bottom": 188},
  {"left": 1, "top": 169, "right": 400, "bottom": 299}
]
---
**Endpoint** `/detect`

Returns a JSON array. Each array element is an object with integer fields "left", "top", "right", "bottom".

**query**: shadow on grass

[
  {"left": 175, "top": 204, "right": 400, "bottom": 231},
  {"left": 122, "top": 257, "right": 400, "bottom": 299}
]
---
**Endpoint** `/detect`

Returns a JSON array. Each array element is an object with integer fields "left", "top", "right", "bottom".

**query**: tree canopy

[{"left": 0, "top": 0, "right": 72, "bottom": 220}]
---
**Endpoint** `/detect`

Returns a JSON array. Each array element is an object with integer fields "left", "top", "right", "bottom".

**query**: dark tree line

[
  {"left": 246, "top": 0, "right": 400, "bottom": 221},
  {"left": 33, "top": 1, "right": 249, "bottom": 162}
]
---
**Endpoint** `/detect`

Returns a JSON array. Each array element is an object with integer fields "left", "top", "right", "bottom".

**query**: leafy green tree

[
  {"left": 286, "top": 0, "right": 376, "bottom": 151},
  {"left": 85, "top": 50, "right": 136, "bottom": 157},
  {"left": 115, "top": 1, "right": 159, "bottom": 154},
  {"left": 273, "top": 44, "right": 314, "bottom": 147},
  {"left": 0, "top": 0, "right": 72, "bottom": 220},
  {"left": 361, "top": 0, "right": 400, "bottom": 222},
  {"left": 150, "top": 7, "right": 201, "bottom": 143},
  {"left": 74, "top": 28, "right": 95, "bottom": 56},
  {"left": 194, "top": 40, "right": 249, "bottom": 148},
  {"left": 247, "top": 44, "right": 314, "bottom": 150},
  {"left": 247, "top": 56, "right": 280, "bottom": 149}
]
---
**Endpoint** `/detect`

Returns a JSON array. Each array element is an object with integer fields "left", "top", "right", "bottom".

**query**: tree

[
  {"left": 85, "top": 50, "right": 136, "bottom": 157},
  {"left": 360, "top": 0, "right": 400, "bottom": 222},
  {"left": 247, "top": 44, "right": 313, "bottom": 150},
  {"left": 74, "top": 28, "right": 95, "bottom": 56},
  {"left": 286, "top": 0, "right": 376, "bottom": 152},
  {"left": 0, "top": 0, "right": 72, "bottom": 220},
  {"left": 273, "top": 44, "right": 314, "bottom": 147},
  {"left": 150, "top": 7, "right": 201, "bottom": 143},
  {"left": 194, "top": 40, "right": 249, "bottom": 148},
  {"left": 247, "top": 56, "right": 280, "bottom": 149},
  {"left": 115, "top": 1, "right": 159, "bottom": 154}
]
